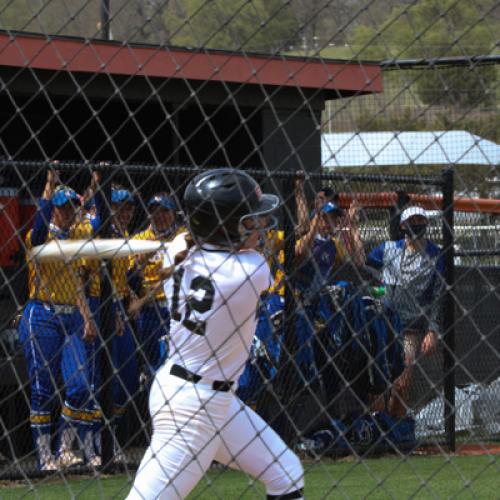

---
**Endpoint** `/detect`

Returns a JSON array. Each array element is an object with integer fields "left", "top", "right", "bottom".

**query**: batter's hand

[
  {"left": 83, "top": 319, "right": 98, "bottom": 343},
  {"left": 421, "top": 330, "right": 438, "bottom": 357}
]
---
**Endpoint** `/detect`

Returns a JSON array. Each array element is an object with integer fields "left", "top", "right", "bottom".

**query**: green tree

[
  {"left": 351, "top": 0, "right": 499, "bottom": 107},
  {"left": 0, "top": 0, "right": 40, "bottom": 32},
  {"left": 164, "top": 0, "right": 300, "bottom": 52},
  {"left": 0, "top": 0, "right": 100, "bottom": 38}
]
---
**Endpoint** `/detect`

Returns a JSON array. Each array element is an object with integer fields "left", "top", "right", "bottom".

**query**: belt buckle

[{"left": 54, "top": 304, "right": 74, "bottom": 315}]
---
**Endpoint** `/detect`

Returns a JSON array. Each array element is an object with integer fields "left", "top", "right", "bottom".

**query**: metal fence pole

[
  {"left": 442, "top": 168, "right": 456, "bottom": 452},
  {"left": 100, "top": 0, "right": 110, "bottom": 40},
  {"left": 276, "top": 174, "right": 301, "bottom": 444}
]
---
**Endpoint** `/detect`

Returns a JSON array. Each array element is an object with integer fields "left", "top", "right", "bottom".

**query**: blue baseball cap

[
  {"left": 322, "top": 202, "right": 343, "bottom": 215},
  {"left": 111, "top": 189, "right": 135, "bottom": 204},
  {"left": 52, "top": 186, "right": 79, "bottom": 207},
  {"left": 147, "top": 194, "right": 176, "bottom": 211}
]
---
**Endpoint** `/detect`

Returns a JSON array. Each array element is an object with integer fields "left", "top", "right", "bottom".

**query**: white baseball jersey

[
  {"left": 162, "top": 236, "right": 271, "bottom": 382},
  {"left": 128, "top": 234, "right": 304, "bottom": 500}
]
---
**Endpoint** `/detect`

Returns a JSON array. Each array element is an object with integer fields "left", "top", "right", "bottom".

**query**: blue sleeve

[
  {"left": 436, "top": 252, "right": 445, "bottom": 276},
  {"left": 90, "top": 190, "right": 105, "bottom": 234},
  {"left": 367, "top": 242, "right": 385, "bottom": 269},
  {"left": 30, "top": 199, "right": 53, "bottom": 246}
]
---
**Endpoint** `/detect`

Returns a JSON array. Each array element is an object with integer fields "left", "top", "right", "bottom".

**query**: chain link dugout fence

[
  {"left": 0, "top": 162, "right": 452, "bottom": 471},
  {"left": 0, "top": 0, "right": 499, "bottom": 497}
]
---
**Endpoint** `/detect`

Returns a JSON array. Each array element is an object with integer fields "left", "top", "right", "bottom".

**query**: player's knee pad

[{"left": 264, "top": 451, "right": 304, "bottom": 498}]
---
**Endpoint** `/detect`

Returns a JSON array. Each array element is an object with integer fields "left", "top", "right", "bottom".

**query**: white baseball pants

[{"left": 126, "top": 372, "right": 304, "bottom": 499}]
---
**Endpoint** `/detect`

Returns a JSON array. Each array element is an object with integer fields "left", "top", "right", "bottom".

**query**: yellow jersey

[
  {"left": 26, "top": 221, "right": 92, "bottom": 305},
  {"left": 131, "top": 226, "right": 184, "bottom": 301},
  {"left": 263, "top": 230, "right": 285, "bottom": 296},
  {"left": 83, "top": 228, "right": 131, "bottom": 299}
]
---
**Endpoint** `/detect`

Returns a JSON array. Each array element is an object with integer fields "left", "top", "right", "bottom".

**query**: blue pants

[
  {"left": 295, "top": 305, "right": 318, "bottom": 382},
  {"left": 136, "top": 301, "right": 169, "bottom": 373},
  {"left": 112, "top": 300, "right": 139, "bottom": 419},
  {"left": 18, "top": 300, "right": 96, "bottom": 452},
  {"left": 88, "top": 297, "right": 139, "bottom": 421}
]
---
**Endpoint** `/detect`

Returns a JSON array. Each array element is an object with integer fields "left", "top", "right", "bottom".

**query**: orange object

[
  {"left": 0, "top": 188, "right": 20, "bottom": 267},
  {"left": 19, "top": 197, "right": 38, "bottom": 235}
]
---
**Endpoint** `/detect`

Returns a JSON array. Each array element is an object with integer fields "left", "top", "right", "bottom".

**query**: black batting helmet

[{"left": 183, "top": 168, "right": 280, "bottom": 246}]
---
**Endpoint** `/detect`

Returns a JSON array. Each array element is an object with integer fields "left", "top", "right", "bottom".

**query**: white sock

[
  {"left": 59, "top": 426, "right": 75, "bottom": 455},
  {"left": 36, "top": 433, "right": 53, "bottom": 463},
  {"left": 83, "top": 429, "right": 96, "bottom": 461}
]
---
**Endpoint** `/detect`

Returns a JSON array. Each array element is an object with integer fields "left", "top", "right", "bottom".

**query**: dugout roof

[
  {"left": 0, "top": 31, "right": 381, "bottom": 98},
  {"left": 0, "top": 30, "right": 382, "bottom": 171}
]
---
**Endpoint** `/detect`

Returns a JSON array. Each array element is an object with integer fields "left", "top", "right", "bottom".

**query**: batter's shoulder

[{"left": 236, "top": 250, "right": 271, "bottom": 288}]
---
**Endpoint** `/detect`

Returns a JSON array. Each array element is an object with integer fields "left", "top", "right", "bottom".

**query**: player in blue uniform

[
  {"left": 128, "top": 194, "right": 184, "bottom": 374},
  {"left": 18, "top": 170, "right": 101, "bottom": 471}
]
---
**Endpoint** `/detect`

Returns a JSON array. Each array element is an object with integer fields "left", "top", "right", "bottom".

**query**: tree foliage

[
  {"left": 352, "top": 0, "right": 499, "bottom": 107},
  {"left": 164, "top": 0, "right": 300, "bottom": 52}
]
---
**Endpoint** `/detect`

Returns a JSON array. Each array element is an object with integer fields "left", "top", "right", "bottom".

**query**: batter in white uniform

[{"left": 127, "top": 169, "right": 304, "bottom": 499}]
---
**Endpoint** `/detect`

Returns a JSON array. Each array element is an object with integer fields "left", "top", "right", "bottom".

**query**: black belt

[{"left": 170, "top": 364, "right": 234, "bottom": 392}]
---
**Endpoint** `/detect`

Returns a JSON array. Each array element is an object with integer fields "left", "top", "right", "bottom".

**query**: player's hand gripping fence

[{"left": 0, "top": 0, "right": 499, "bottom": 497}]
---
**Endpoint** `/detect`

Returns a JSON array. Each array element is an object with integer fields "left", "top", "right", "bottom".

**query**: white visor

[{"left": 400, "top": 206, "right": 428, "bottom": 223}]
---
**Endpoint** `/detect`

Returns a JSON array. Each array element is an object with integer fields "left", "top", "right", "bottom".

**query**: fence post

[
  {"left": 275, "top": 174, "right": 301, "bottom": 444},
  {"left": 442, "top": 168, "right": 455, "bottom": 452},
  {"left": 100, "top": 0, "right": 111, "bottom": 40}
]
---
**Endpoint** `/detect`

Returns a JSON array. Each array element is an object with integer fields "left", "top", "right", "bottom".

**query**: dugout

[
  {"left": 0, "top": 31, "right": 381, "bottom": 167},
  {"left": 0, "top": 30, "right": 381, "bottom": 310},
  {"left": 0, "top": 30, "right": 382, "bottom": 462},
  {"left": 0, "top": 30, "right": 381, "bottom": 329}
]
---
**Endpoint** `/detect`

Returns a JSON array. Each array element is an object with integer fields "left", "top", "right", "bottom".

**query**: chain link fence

[{"left": 0, "top": 0, "right": 499, "bottom": 497}]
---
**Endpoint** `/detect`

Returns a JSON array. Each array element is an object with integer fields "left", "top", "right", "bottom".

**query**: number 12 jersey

[{"left": 163, "top": 238, "right": 272, "bottom": 383}]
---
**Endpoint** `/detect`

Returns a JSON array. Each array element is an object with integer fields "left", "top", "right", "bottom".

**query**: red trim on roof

[{"left": 0, "top": 32, "right": 382, "bottom": 94}]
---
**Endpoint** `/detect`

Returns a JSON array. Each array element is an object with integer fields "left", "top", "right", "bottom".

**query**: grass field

[{"left": 1, "top": 455, "right": 500, "bottom": 499}]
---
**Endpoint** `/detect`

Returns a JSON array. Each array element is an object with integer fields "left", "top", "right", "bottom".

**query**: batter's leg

[
  {"left": 215, "top": 396, "right": 304, "bottom": 499},
  {"left": 127, "top": 379, "right": 230, "bottom": 499}
]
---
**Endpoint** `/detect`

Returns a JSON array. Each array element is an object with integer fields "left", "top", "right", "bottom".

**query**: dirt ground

[{"left": 416, "top": 443, "right": 500, "bottom": 456}]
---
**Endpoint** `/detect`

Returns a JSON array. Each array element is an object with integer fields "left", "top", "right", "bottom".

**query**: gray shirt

[{"left": 367, "top": 239, "right": 444, "bottom": 333}]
